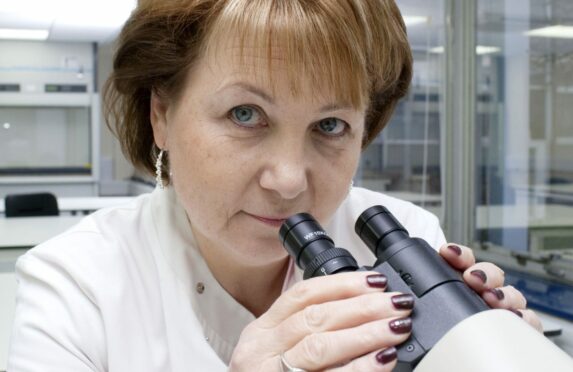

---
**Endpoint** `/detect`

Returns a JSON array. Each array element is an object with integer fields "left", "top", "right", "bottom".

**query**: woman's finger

[
  {"left": 273, "top": 292, "right": 414, "bottom": 346},
  {"left": 327, "top": 347, "right": 398, "bottom": 372},
  {"left": 282, "top": 316, "right": 412, "bottom": 371},
  {"left": 509, "top": 309, "right": 543, "bottom": 333},
  {"left": 482, "top": 285, "right": 527, "bottom": 309},
  {"left": 462, "top": 262, "right": 505, "bottom": 292},
  {"left": 259, "top": 272, "right": 388, "bottom": 327},
  {"left": 438, "top": 243, "right": 476, "bottom": 271}
]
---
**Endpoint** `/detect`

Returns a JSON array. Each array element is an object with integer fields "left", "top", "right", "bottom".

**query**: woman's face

[{"left": 151, "top": 46, "right": 366, "bottom": 267}]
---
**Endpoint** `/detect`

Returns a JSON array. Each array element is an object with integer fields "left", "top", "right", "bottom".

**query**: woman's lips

[{"left": 247, "top": 213, "right": 288, "bottom": 227}]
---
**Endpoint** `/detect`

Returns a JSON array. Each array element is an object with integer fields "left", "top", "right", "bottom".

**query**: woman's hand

[
  {"left": 439, "top": 243, "right": 543, "bottom": 332},
  {"left": 229, "top": 272, "right": 413, "bottom": 372}
]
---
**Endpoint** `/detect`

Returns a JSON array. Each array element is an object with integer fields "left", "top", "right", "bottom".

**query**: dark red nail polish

[
  {"left": 366, "top": 274, "right": 387, "bottom": 288},
  {"left": 510, "top": 309, "right": 523, "bottom": 318},
  {"left": 487, "top": 288, "right": 505, "bottom": 300},
  {"left": 448, "top": 244, "right": 462, "bottom": 256},
  {"left": 389, "top": 317, "right": 412, "bottom": 334},
  {"left": 376, "top": 347, "right": 397, "bottom": 364},
  {"left": 391, "top": 294, "right": 415, "bottom": 310},
  {"left": 470, "top": 269, "right": 487, "bottom": 283}
]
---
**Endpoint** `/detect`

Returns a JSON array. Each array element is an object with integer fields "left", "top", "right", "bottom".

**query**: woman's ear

[{"left": 150, "top": 90, "right": 169, "bottom": 149}]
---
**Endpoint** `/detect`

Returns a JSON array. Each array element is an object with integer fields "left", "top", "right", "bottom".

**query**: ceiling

[
  {"left": 0, "top": 0, "right": 136, "bottom": 43},
  {"left": 0, "top": 0, "right": 572, "bottom": 51},
  {"left": 0, "top": 0, "right": 444, "bottom": 46}
]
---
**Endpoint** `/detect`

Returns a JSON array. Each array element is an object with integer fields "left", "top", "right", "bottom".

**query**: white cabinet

[{"left": 0, "top": 41, "right": 99, "bottom": 197}]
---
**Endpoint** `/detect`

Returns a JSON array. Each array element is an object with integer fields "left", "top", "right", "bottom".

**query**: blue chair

[{"left": 5, "top": 193, "right": 59, "bottom": 217}]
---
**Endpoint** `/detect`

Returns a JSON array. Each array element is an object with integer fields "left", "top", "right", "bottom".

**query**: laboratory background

[{"left": 0, "top": 0, "right": 572, "bottom": 370}]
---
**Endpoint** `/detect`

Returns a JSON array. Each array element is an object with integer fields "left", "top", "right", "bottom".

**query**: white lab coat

[{"left": 8, "top": 187, "right": 446, "bottom": 371}]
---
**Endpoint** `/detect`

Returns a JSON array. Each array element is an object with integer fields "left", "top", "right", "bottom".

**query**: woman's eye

[
  {"left": 229, "top": 105, "right": 263, "bottom": 128},
  {"left": 316, "top": 118, "right": 347, "bottom": 136}
]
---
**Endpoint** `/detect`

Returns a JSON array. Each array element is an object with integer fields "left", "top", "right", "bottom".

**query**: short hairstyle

[{"left": 104, "top": 0, "right": 412, "bottom": 180}]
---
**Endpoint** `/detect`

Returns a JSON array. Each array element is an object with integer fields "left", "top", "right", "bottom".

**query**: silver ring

[{"left": 280, "top": 352, "right": 307, "bottom": 372}]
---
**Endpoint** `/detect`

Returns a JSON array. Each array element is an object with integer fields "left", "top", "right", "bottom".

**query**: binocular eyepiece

[
  {"left": 279, "top": 206, "right": 407, "bottom": 279},
  {"left": 279, "top": 205, "right": 489, "bottom": 371}
]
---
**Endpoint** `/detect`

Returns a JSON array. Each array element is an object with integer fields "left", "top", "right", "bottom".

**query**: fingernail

[
  {"left": 376, "top": 347, "right": 397, "bottom": 364},
  {"left": 487, "top": 288, "right": 505, "bottom": 300},
  {"left": 510, "top": 309, "right": 523, "bottom": 318},
  {"left": 448, "top": 244, "right": 462, "bottom": 256},
  {"left": 470, "top": 269, "right": 487, "bottom": 283},
  {"left": 389, "top": 317, "right": 412, "bottom": 334},
  {"left": 366, "top": 274, "right": 387, "bottom": 288},
  {"left": 391, "top": 294, "right": 415, "bottom": 310}
]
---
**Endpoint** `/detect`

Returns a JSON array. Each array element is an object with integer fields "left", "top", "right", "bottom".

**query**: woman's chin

[{"left": 233, "top": 240, "right": 289, "bottom": 267}]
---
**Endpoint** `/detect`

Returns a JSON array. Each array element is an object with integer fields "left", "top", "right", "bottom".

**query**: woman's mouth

[{"left": 246, "top": 213, "right": 288, "bottom": 227}]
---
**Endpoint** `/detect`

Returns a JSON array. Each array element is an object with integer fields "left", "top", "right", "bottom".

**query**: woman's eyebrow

[
  {"left": 217, "top": 82, "right": 275, "bottom": 104},
  {"left": 217, "top": 81, "right": 353, "bottom": 113},
  {"left": 319, "top": 102, "right": 353, "bottom": 113}
]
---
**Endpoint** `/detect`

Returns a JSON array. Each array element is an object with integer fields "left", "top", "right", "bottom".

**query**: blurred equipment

[{"left": 5, "top": 192, "right": 59, "bottom": 217}]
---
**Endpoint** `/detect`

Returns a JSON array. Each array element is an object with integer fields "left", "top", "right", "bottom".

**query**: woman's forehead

[
  {"left": 199, "top": 1, "right": 370, "bottom": 110},
  {"left": 200, "top": 36, "right": 366, "bottom": 110}
]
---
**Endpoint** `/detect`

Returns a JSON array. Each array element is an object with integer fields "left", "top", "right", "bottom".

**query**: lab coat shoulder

[
  {"left": 16, "top": 194, "right": 155, "bottom": 305},
  {"left": 9, "top": 195, "right": 162, "bottom": 372}
]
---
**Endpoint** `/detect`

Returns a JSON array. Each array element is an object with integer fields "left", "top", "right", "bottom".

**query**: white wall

[{"left": 96, "top": 41, "right": 136, "bottom": 195}]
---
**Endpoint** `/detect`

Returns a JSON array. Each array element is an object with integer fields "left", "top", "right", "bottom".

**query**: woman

[{"left": 8, "top": 1, "right": 540, "bottom": 371}]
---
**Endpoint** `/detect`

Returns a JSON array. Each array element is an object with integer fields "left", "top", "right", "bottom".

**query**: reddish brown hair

[{"left": 104, "top": 0, "right": 412, "bottom": 180}]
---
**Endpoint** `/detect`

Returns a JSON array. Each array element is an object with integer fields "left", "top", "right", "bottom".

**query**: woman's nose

[{"left": 259, "top": 144, "right": 308, "bottom": 200}]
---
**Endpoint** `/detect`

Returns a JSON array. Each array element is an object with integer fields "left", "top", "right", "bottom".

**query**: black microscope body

[{"left": 279, "top": 206, "right": 489, "bottom": 372}]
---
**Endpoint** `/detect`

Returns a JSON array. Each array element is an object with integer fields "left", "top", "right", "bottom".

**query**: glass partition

[
  {"left": 475, "top": 0, "right": 573, "bottom": 312},
  {"left": 356, "top": 0, "right": 446, "bottom": 209},
  {"left": 475, "top": 0, "right": 573, "bottom": 252}
]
